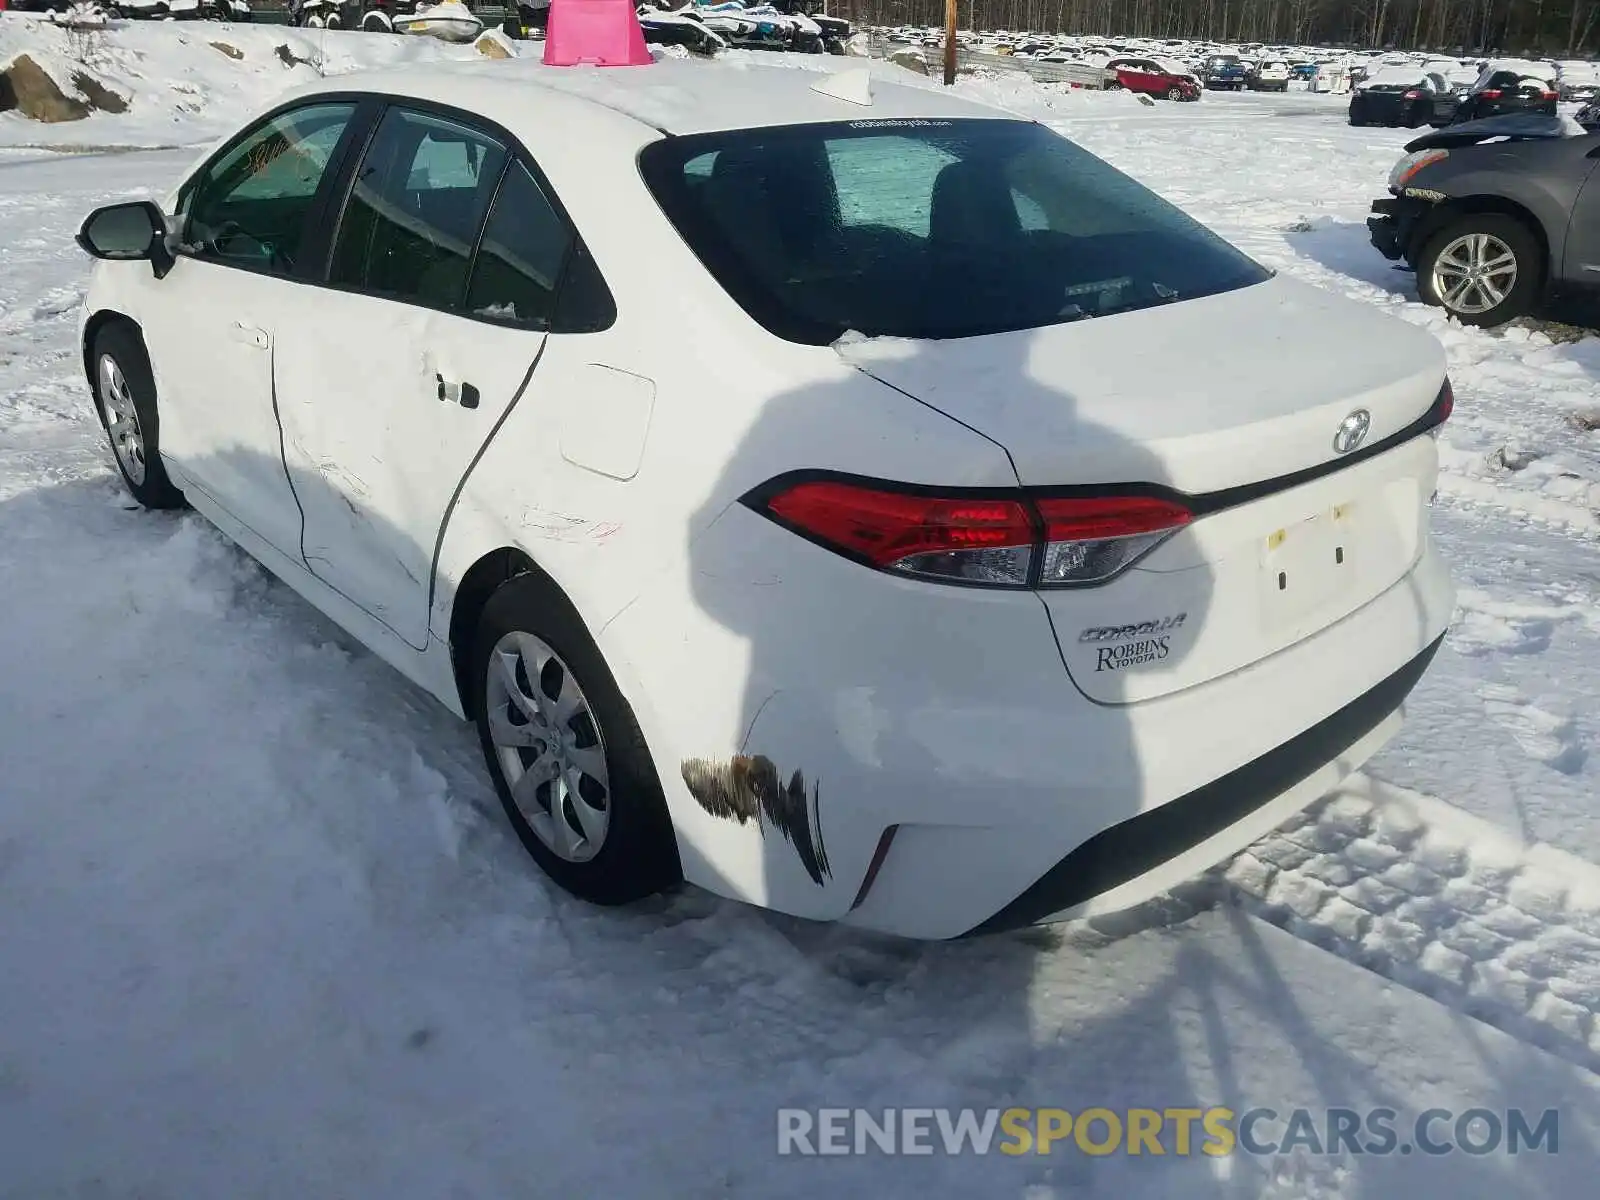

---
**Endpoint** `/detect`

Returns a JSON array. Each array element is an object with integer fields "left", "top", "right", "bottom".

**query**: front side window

[
  {"left": 641, "top": 119, "right": 1270, "bottom": 345},
  {"left": 183, "top": 102, "right": 357, "bottom": 274},
  {"left": 328, "top": 107, "right": 508, "bottom": 309}
]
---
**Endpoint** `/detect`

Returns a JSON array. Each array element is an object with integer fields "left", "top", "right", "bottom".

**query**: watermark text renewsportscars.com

[{"left": 776, "top": 1106, "right": 1560, "bottom": 1158}]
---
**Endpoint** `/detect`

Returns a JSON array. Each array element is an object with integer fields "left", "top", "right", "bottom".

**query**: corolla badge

[{"left": 1333, "top": 409, "right": 1372, "bottom": 455}]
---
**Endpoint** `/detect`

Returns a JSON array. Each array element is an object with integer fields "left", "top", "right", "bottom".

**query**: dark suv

[
  {"left": 1349, "top": 69, "right": 1459, "bottom": 127},
  {"left": 1367, "top": 115, "right": 1600, "bottom": 326},
  {"left": 1201, "top": 54, "right": 1248, "bottom": 90},
  {"left": 1451, "top": 64, "right": 1558, "bottom": 122}
]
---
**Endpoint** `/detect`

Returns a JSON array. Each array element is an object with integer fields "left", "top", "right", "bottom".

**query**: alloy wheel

[
  {"left": 97, "top": 354, "right": 147, "bottom": 486},
  {"left": 484, "top": 630, "right": 611, "bottom": 862},
  {"left": 1431, "top": 232, "right": 1518, "bottom": 315}
]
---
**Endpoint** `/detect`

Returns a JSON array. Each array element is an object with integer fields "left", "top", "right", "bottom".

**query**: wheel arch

[
  {"left": 1410, "top": 195, "right": 1550, "bottom": 283},
  {"left": 81, "top": 308, "right": 142, "bottom": 386},
  {"left": 446, "top": 545, "right": 541, "bottom": 719}
]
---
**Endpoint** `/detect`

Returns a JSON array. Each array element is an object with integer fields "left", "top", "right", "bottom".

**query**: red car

[{"left": 1106, "top": 57, "right": 1202, "bottom": 102}]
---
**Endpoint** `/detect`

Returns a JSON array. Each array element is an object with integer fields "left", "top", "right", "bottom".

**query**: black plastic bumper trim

[{"left": 968, "top": 634, "right": 1444, "bottom": 936}]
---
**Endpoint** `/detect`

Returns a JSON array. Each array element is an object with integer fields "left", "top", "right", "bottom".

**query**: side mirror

[{"left": 76, "top": 201, "right": 175, "bottom": 280}]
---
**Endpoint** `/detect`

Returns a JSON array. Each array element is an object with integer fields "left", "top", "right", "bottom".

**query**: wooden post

[{"left": 942, "top": 0, "right": 958, "bottom": 85}]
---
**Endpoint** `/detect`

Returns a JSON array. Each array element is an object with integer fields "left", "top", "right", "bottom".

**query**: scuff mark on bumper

[{"left": 681, "top": 755, "right": 831, "bottom": 886}]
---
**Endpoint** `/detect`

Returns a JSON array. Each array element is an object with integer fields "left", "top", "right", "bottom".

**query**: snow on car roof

[
  {"left": 305, "top": 58, "right": 1017, "bottom": 138},
  {"left": 1474, "top": 57, "right": 1557, "bottom": 85},
  {"left": 1360, "top": 64, "right": 1427, "bottom": 86}
]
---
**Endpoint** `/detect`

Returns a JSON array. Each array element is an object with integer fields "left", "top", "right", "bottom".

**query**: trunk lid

[{"left": 837, "top": 275, "right": 1448, "bottom": 704}]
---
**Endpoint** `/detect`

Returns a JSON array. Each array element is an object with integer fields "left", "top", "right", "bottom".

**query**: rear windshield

[{"left": 638, "top": 119, "right": 1270, "bottom": 345}]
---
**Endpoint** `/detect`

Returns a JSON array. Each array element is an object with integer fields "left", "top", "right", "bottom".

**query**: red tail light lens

[
  {"left": 1480, "top": 88, "right": 1502, "bottom": 99},
  {"left": 757, "top": 482, "right": 1191, "bottom": 588},
  {"left": 765, "top": 481, "right": 1036, "bottom": 585},
  {"left": 1541, "top": 89, "right": 1559, "bottom": 100},
  {"left": 1404, "top": 89, "right": 1423, "bottom": 99},
  {"left": 1436, "top": 377, "right": 1454, "bottom": 423}
]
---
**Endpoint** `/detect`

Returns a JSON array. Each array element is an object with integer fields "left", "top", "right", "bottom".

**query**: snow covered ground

[{"left": 2, "top": 19, "right": 1599, "bottom": 1197}]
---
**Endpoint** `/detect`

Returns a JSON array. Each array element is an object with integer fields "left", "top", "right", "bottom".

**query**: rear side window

[
  {"left": 329, "top": 106, "right": 507, "bottom": 309},
  {"left": 464, "top": 160, "right": 573, "bottom": 327},
  {"left": 641, "top": 119, "right": 1269, "bottom": 345},
  {"left": 182, "top": 102, "right": 357, "bottom": 274}
]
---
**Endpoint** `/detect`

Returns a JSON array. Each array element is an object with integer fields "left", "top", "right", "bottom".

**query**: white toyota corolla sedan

[{"left": 75, "top": 59, "right": 1454, "bottom": 939}]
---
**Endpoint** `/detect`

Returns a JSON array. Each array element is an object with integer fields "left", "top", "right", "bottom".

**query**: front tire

[
  {"left": 1417, "top": 214, "right": 1542, "bottom": 327},
  {"left": 471, "top": 573, "right": 681, "bottom": 906},
  {"left": 91, "top": 323, "right": 186, "bottom": 510},
  {"left": 1165, "top": 86, "right": 1183, "bottom": 101}
]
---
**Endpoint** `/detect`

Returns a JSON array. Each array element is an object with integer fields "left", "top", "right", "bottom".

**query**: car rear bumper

[
  {"left": 840, "top": 539, "right": 1452, "bottom": 938},
  {"left": 968, "top": 632, "right": 1440, "bottom": 933},
  {"left": 1367, "top": 193, "right": 1432, "bottom": 261}
]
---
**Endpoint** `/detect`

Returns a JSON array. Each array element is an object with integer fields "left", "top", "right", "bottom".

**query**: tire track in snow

[{"left": 1227, "top": 774, "right": 1600, "bottom": 1072}]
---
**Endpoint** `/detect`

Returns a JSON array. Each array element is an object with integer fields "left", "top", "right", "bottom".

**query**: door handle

[
  {"left": 230, "top": 321, "right": 269, "bottom": 350},
  {"left": 436, "top": 373, "right": 480, "bottom": 410}
]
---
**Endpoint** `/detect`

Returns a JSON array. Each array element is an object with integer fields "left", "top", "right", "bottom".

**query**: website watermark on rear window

[{"left": 776, "top": 1106, "right": 1560, "bottom": 1158}]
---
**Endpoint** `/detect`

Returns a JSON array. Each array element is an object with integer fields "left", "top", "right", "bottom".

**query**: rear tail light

[
  {"left": 1541, "top": 89, "right": 1559, "bottom": 100},
  {"left": 1479, "top": 88, "right": 1502, "bottom": 99},
  {"left": 1035, "top": 496, "right": 1192, "bottom": 585},
  {"left": 1429, "top": 376, "right": 1454, "bottom": 433},
  {"left": 764, "top": 482, "right": 1036, "bottom": 585},
  {"left": 754, "top": 480, "right": 1191, "bottom": 589},
  {"left": 1404, "top": 89, "right": 1422, "bottom": 99}
]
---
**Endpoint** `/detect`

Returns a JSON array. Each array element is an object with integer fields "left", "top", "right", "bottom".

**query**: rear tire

[
  {"left": 1416, "top": 213, "right": 1542, "bottom": 327},
  {"left": 470, "top": 573, "right": 681, "bottom": 906},
  {"left": 90, "top": 322, "right": 186, "bottom": 510}
]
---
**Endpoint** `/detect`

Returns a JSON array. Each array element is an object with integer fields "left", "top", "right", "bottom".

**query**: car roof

[{"left": 294, "top": 58, "right": 1024, "bottom": 138}]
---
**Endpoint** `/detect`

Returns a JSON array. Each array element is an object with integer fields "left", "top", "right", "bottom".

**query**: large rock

[
  {"left": 887, "top": 47, "right": 927, "bottom": 76},
  {"left": 0, "top": 55, "right": 129, "bottom": 122},
  {"left": 0, "top": 55, "right": 89, "bottom": 123}
]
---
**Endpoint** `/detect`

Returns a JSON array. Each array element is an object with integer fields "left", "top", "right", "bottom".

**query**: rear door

[{"left": 273, "top": 103, "right": 569, "bottom": 650}]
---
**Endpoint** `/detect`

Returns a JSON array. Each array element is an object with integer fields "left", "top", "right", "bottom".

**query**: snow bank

[{"left": 0, "top": 13, "right": 490, "bottom": 148}]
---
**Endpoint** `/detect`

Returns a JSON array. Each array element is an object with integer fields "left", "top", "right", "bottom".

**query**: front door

[
  {"left": 274, "top": 107, "right": 575, "bottom": 650},
  {"left": 139, "top": 100, "right": 359, "bottom": 555},
  {"left": 1561, "top": 152, "right": 1600, "bottom": 282}
]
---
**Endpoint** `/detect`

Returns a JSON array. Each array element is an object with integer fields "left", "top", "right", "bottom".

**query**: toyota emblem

[{"left": 1333, "top": 409, "right": 1371, "bottom": 455}]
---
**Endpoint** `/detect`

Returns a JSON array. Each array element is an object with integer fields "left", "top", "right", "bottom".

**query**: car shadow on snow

[{"left": 1284, "top": 218, "right": 1425, "bottom": 294}]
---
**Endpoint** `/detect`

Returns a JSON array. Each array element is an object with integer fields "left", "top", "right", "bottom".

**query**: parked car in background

[
  {"left": 1348, "top": 67, "right": 1457, "bottom": 127},
  {"left": 1201, "top": 53, "right": 1248, "bottom": 89},
  {"left": 1367, "top": 114, "right": 1600, "bottom": 326},
  {"left": 1248, "top": 58, "right": 1290, "bottom": 91},
  {"left": 1105, "top": 56, "right": 1201, "bottom": 101},
  {"left": 1451, "top": 60, "right": 1558, "bottom": 123}
]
